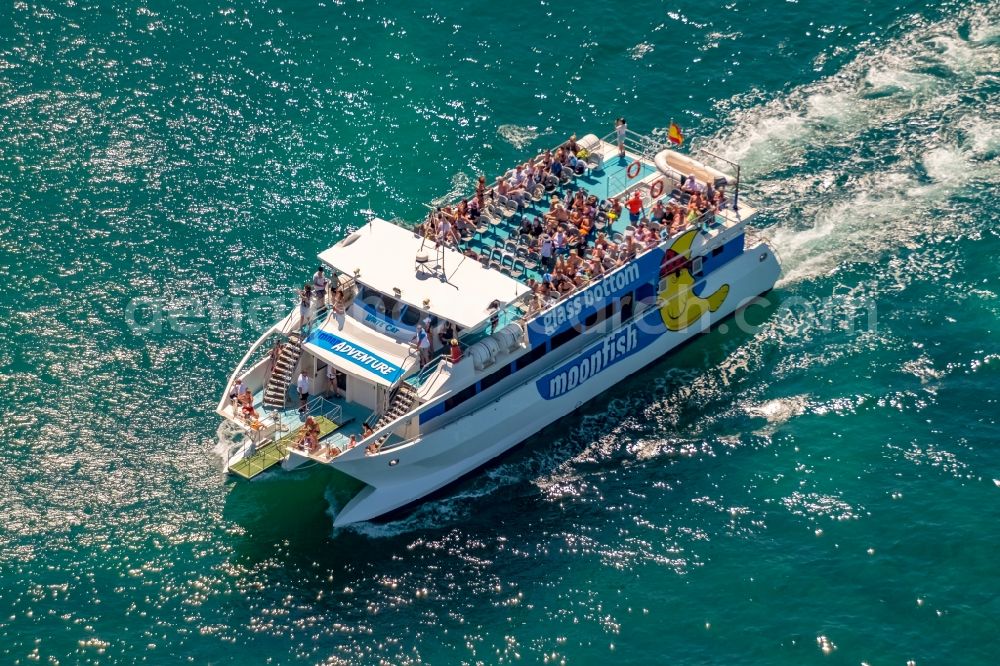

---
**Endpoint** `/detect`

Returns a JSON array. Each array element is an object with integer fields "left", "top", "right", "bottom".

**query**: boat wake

[
  {"left": 212, "top": 420, "right": 249, "bottom": 469},
  {"left": 696, "top": 2, "right": 1000, "bottom": 286},
  {"left": 429, "top": 171, "right": 473, "bottom": 208},
  {"left": 497, "top": 123, "right": 539, "bottom": 149}
]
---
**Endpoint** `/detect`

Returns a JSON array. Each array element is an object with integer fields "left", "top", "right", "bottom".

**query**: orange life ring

[
  {"left": 650, "top": 180, "right": 664, "bottom": 199},
  {"left": 626, "top": 160, "right": 641, "bottom": 179}
]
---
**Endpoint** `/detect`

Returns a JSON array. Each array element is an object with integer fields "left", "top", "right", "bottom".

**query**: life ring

[
  {"left": 626, "top": 160, "right": 641, "bottom": 179},
  {"left": 650, "top": 180, "right": 664, "bottom": 199}
]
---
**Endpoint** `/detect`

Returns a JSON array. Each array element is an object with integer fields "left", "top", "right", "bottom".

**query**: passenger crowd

[{"left": 413, "top": 133, "right": 730, "bottom": 305}]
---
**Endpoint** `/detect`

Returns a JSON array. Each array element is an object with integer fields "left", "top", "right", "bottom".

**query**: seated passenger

[
  {"left": 563, "top": 134, "right": 580, "bottom": 155},
  {"left": 544, "top": 202, "right": 569, "bottom": 225},
  {"left": 682, "top": 173, "right": 703, "bottom": 194},
  {"left": 650, "top": 200, "right": 666, "bottom": 222},
  {"left": 519, "top": 217, "right": 534, "bottom": 237},
  {"left": 607, "top": 197, "right": 622, "bottom": 221}
]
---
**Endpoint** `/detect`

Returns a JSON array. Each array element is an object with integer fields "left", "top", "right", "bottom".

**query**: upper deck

[{"left": 316, "top": 130, "right": 756, "bottom": 353}]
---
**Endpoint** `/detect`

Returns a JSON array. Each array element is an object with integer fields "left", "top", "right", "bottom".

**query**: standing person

[
  {"left": 326, "top": 365, "right": 340, "bottom": 399},
  {"left": 298, "top": 286, "right": 312, "bottom": 332},
  {"left": 626, "top": 190, "right": 644, "bottom": 223},
  {"left": 616, "top": 118, "right": 627, "bottom": 157},
  {"left": 553, "top": 228, "right": 567, "bottom": 256},
  {"left": 296, "top": 370, "right": 310, "bottom": 413},
  {"left": 475, "top": 175, "right": 487, "bottom": 207},
  {"left": 229, "top": 377, "right": 245, "bottom": 404},
  {"left": 412, "top": 323, "right": 431, "bottom": 367},
  {"left": 312, "top": 266, "right": 329, "bottom": 302},
  {"left": 539, "top": 234, "right": 554, "bottom": 271}
]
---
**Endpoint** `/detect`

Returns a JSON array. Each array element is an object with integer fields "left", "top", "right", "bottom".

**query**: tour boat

[{"left": 217, "top": 129, "right": 781, "bottom": 526}]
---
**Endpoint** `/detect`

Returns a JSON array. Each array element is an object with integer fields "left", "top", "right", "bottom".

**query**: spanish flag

[{"left": 668, "top": 121, "right": 684, "bottom": 145}]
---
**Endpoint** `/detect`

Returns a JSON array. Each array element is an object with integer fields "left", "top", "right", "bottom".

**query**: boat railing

[
  {"left": 225, "top": 395, "right": 343, "bottom": 473},
  {"left": 405, "top": 353, "right": 446, "bottom": 389},
  {"left": 217, "top": 324, "right": 281, "bottom": 415},
  {"left": 347, "top": 389, "right": 452, "bottom": 457}
]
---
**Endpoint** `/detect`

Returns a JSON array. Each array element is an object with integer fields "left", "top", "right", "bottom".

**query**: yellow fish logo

[{"left": 659, "top": 229, "right": 729, "bottom": 331}]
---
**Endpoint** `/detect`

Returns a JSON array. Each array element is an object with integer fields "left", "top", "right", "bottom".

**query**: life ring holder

[
  {"left": 626, "top": 160, "right": 641, "bottom": 179},
  {"left": 650, "top": 179, "right": 664, "bottom": 199}
]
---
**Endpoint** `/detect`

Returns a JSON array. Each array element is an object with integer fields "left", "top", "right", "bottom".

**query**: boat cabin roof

[{"left": 319, "top": 218, "right": 531, "bottom": 330}]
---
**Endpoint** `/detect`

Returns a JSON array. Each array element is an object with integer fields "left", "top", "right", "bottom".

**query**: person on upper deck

[
  {"left": 298, "top": 286, "right": 312, "bottom": 332},
  {"left": 650, "top": 200, "right": 666, "bottom": 223},
  {"left": 626, "top": 191, "right": 644, "bottom": 223},
  {"left": 616, "top": 118, "right": 627, "bottom": 157},
  {"left": 563, "top": 134, "right": 580, "bottom": 155},
  {"left": 476, "top": 175, "right": 487, "bottom": 206},
  {"left": 437, "top": 216, "right": 460, "bottom": 246},
  {"left": 682, "top": 173, "right": 703, "bottom": 194},
  {"left": 312, "top": 266, "right": 329, "bottom": 300},
  {"left": 608, "top": 197, "right": 623, "bottom": 221},
  {"left": 539, "top": 234, "right": 555, "bottom": 271}
]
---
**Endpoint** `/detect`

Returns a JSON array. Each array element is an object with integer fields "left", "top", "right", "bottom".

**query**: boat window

[
  {"left": 620, "top": 292, "right": 634, "bottom": 320},
  {"left": 584, "top": 301, "right": 618, "bottom": 329},
  {"left": 481, "top": 362, "right": 513, "bottom": 391},
  {"left": 400, "top": 306, "right": 423, "bottom": 326},
  {"left": 515, "top": 344, "right": 547, "bottom": 370},
  {"left": 379, "top": 293, "right": 399, "bottom": 316},
  {"left": 636, "top": 281, "right": 657, "bottom": 305},
  {"left": 444, "top": 383, "right": 478, "bottom": 411},
  {"left": 550, "top": 323, "right": 581, "bottom": 350}
]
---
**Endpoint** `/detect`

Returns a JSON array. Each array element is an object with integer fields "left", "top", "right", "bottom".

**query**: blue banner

[
  {"left": 535, "top": 310, "right": 665, "bottom": 400},
  {"left": 526, "top": 248, "right": 663, "bottom": 347},
  {"left": 307, "top": 329, "right": 404, "bottom": 383}
]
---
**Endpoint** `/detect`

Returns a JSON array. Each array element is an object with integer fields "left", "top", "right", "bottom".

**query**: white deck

[{"left": 319, "top": 218, "right": 530, "bottom": 330}]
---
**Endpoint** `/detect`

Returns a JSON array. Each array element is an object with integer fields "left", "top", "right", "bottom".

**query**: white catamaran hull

[{"left": 329, "top": 243, "right": 780, "bottom": 526}]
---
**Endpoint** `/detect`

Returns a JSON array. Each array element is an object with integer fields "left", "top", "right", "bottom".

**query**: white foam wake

[
  {"left": 497, "top": 123, "right": 539, "bottom": 149},
  {"left": 693, "top": 3, "right": 1000, "bottom": 285}
]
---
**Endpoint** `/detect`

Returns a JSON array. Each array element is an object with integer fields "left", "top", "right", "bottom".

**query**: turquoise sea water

[{"left": 1, "top": 0, "right": 998, "bottom": 663}]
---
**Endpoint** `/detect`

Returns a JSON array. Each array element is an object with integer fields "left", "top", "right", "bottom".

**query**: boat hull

[{"left": 330, "top": 242, "right": 780, "bottom": 526}]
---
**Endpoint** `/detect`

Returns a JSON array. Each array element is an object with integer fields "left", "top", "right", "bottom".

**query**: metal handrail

[{"left": 227, "top": 396, "right": 344, "bottom": 474}]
